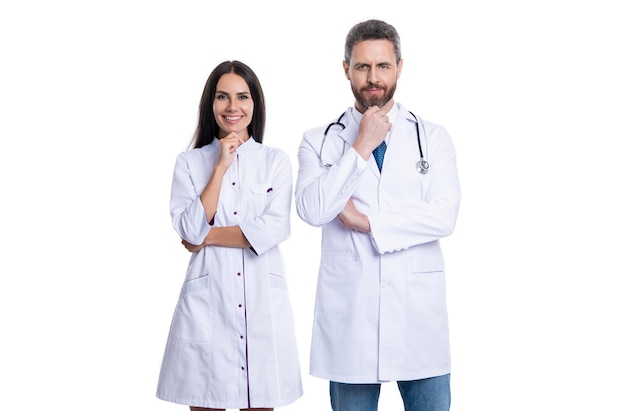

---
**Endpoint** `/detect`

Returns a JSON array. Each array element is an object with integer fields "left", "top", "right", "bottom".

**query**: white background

[{"left": 1, "top": 1, "right": 625, "bottom": 410}]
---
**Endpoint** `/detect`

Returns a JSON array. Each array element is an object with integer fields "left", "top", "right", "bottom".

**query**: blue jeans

[{"left": 329, "top": 374, "right": 450, "bottom": 411}]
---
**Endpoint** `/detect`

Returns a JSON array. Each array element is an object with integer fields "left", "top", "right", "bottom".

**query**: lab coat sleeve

[
  {"left": 295, "top": 128, "right": 368, "bottom": 227},
  {"left": 239, "top": 149, "right": 292, "bottom": 256},
  {"left": 169, "top": 151, "right": 211, "bottom": 245},
  {"left": 369, "top": 125, "right": 461, "bottom": 253}
]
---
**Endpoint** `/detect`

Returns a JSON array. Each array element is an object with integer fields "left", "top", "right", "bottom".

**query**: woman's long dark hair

[{"left": 191, "top": 60, "right": 266, "bottom": 148}]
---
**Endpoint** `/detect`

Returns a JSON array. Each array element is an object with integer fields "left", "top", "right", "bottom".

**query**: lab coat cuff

[
  {"left": 179, "top": 196, "right": 212, "bottom": 245},
  {"left": 349, "top": 146, "right": 368, "bottom": 169},
  {"left": 368, "top": 212, "right": 384, "bottom": 254},
  {"left": 239, "top": 220, "right": 270, "bottom": 256},
  {"left": 368, "top": 212, "right": 408, "bottom": 254}
]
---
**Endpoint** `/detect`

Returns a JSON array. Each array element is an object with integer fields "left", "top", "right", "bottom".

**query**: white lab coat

[
  {"left": 295, "top": 103, "right": 461, "bottom": 383},
  {"left": 157, "top": 138, "right": 303, "bottom": 408}
]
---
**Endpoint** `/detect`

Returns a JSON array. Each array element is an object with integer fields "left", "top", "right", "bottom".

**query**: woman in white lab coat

[{"left": 156, "top": 61, "right": 302, "bottom": 411}]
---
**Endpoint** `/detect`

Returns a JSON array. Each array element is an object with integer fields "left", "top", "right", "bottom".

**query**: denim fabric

[{"left": 330, "top": 374, "right": 450, "bottom": 411}]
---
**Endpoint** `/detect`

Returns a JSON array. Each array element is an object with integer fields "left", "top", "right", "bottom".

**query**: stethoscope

[{"left": 320, "top": 110, "right": 429, "bottom": 174}]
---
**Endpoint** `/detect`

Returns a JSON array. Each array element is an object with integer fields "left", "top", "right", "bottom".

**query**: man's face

[{"left": 343, "top": 39, "right": 403, "bottom": 112}]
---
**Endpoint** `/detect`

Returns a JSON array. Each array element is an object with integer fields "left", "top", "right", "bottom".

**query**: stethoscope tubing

[{"left": 319, "top": 110, "right": 429, "bottom": 174}]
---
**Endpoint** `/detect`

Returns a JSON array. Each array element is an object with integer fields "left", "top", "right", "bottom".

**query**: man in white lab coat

[{"left": 294, "top": 19, "right": 461, "bottom": 411}]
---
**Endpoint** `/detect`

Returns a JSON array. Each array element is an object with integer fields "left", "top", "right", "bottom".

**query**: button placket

[{"left": 234, "top": 260, "right": 248, "bottom": 389}]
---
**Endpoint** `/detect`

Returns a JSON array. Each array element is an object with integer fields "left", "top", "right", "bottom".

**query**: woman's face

[{"left": 213, "top": 72, "right": 254, "bottom": 140}]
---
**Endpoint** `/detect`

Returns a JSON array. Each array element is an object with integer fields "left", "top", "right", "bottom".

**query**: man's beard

[{"left": 352, "top": 82, "right": 397, "bottom": 109}]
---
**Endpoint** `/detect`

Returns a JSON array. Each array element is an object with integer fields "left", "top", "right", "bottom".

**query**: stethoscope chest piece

[{"left": 416, "top": 159, "right": 429, "bottom": 174}]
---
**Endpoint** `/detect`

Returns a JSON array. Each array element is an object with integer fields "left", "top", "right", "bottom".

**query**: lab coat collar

[
  {"left": 207, "top": 134, "right": 259, "bottom": 154},
  {"left": 234, "top": 136, "right": 258, "bottom": 154}
]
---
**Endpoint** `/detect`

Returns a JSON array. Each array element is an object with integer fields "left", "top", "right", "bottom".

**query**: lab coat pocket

[
  {"left": 269, "top": 272, "right": 287, "bottom": 290},
  {"left": 409, "top": 252, "right": 447, "bottom": 315},
  {"left": 243, "top": 182, "right": 272, "bottom": 216},
  {"left": 410, "top": 251, "right": 444, "bottom": 274},
  {"left": 317, "top": 254, "right": 361, "bottom": 314},
  {"left": 269, "top": 272, "right": 291, "bottom": 324},
  {"left": 168, "top": 274, "right": 213, "bottom": 343}
]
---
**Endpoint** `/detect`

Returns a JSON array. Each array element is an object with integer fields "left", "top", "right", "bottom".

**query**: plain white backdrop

[{"left": 1, "top": 1, "right": 625, "bottom": 409}]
